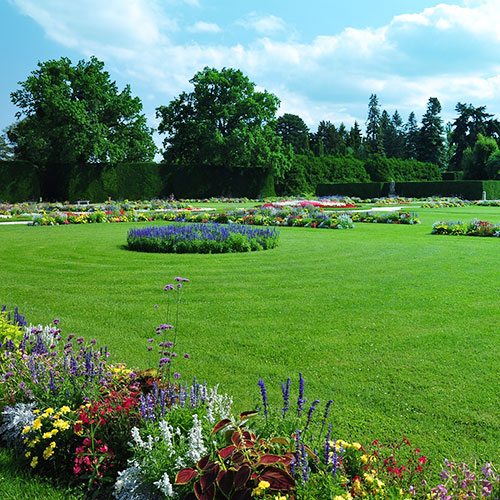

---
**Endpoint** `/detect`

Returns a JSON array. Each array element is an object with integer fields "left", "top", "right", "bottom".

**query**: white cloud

[
  {"left": 9, "top": 0, "right": 500, "bottom": 131},
  {"left": 238, "top": 13, "right": 286, "bottom": 35},
  {"left": 187, "top": 21, "right": 221, "bottom": 34}
]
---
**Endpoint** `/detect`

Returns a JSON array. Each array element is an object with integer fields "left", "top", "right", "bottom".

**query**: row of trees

[
  {"left": 2, "top": 56, "right": 500, "bottom": 191},
  {"left": 276, "top": 96, "right": 500, "bottom": 180}
]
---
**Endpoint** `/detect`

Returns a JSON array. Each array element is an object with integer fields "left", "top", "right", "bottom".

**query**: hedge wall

[
  {"left": 42, "top": 162, "right": 275, "bottom": 202},
  {"left": 317, "top": 180, "right": 500, "bottom": 199},
  {"left": 0, "top": 160, "right": 40, "bottom": 202},
  {"left": 277, "top": 155, "right": 369, "bottom": 195}
]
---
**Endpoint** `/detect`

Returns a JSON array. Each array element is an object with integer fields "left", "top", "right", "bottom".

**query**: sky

[{"left": 2, "top": 0, "right": 500, "bottom": 148}]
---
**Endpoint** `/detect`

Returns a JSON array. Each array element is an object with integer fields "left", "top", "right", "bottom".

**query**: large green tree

[
  {"left": 156, "top": 67, "right": 289, "bottom": 178},
  {"left": 10, "top": 57, "right": 156, "bottom": 166},
  {"left": 365, "top": 94, "right": 383, "bottom": 155},
  {"left": 276, "top": 113, "right": 310, "bottom": 154},
  {"left": 315, "top": 121, "right": 346, "bottom": 156},
  {"left": 449, "top": 103, "right": 500, "bottom": 171},
  {"left": 417, "top": 97, "right": 444, "bottom": 168},
  {"left": 403, "top": 112, "right": 419, "bottom": 160}
]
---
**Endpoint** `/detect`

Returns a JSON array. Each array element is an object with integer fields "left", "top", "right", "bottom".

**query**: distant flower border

[{"left": 432, "top": 219, "right": 500, "bottom": 237}]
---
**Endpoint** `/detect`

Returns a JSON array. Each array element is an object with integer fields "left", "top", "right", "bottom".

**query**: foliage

[
  {"left": 431, "top": 218, "right": 500, "bottom": 237},
  {"left": 126, "top": 223, "right": 280, "bottom": 253},
  {"left": 351, "top": 211, "right": 420, "bottom": 225},
  {"left": 449, "top": 103, "right": 500, "bottom": 171},
  {"left": 9, "top": 57, "right": 156, "bottom": 168},
  {"left": 462, "top": 134, "right": 499, "bottom": 180},
  {"left": 276, "top": 114, "right": 310, "bottom": 154},
  {"left": 0, "top": 160, "right": 40, "bottom": 203},
  {"left": 365, "top": 94, "right": 383, "bottom": 155},
  {"left": 156, "top": 67, "right": 290, "bottom": 179},
  {"left": 417, "top": 97, "right": 445, "bottom": 168}
]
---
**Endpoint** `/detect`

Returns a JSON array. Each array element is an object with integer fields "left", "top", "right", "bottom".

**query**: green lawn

[{"left": 1, "top": 206, "right": 500, "bottom": 474}]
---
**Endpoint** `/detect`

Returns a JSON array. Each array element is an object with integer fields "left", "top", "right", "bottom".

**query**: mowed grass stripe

[{"left": 1, "top": 207, "right": 499, "bottom": 464}]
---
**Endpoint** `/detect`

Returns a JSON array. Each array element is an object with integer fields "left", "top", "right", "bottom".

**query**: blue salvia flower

[
  {"left": 281, "top": 377, "right": 290, "bottom": 417},
  {"left": 139, "top": 394, "right": 147, "bottom": 419},
  {"left": 301, "top": 443, "right": 309, "bottom": 482},
  {"left": 297, "top": 373, "right": 306, "bottom": 416},
  {"left": 258, "top": 379, "right": 268, "bottom": 418},
  {"left": 304, "top": 399, "right": 320, "bottom": 434}
]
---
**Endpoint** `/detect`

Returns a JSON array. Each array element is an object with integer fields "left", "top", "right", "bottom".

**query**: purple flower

[
  {"left": 159, "top": 357, "right": 171, "bottom": 367},
  {"left": 165, "top": 341, "right": 173, "bottom": 347},
  {"left": 53, "top": 318, "right": 60, "bottom": 325},
  {"left": 154, "top": 304, "right": 158, "bottom": 308},
  {"left": 184, "top": 353, "right": 190, "bottom": 359},
  {"left": 258, "top": 379, "right": 268, "bottom": 418},
  {"left": 147, "top": 338, "right": 154, "bottom": 343},
  {"left": 174, "top": 277, "right": 190, "bottom": 282},
  {"left": 159, "top": 324, "right": 173, "bottom": 330},
  {"left": 147, "top": 347, "right": 153, "bottom": 351},
  {"left": 90, "top": 339, "right": 97, "bottom": 345},
  {"left": 64, "top": 342, "right": 72, "bottom": 349},
  {"left": 68, "top": 334, "right": 75, "bottom": 340},
  {"left": 77, "top": 337, "right": 84, "bottom": 345},
  {"left": 174, "top": 372, "right": 181, "bottom": 379},
  {"left": 164, "top": 284, "right": 174, "bottom": 291},
  {"left": 297, "top": 372, "right": 306, "bottom": 416}
]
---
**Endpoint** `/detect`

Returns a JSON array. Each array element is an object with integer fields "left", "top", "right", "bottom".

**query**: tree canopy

[
  {"left": 9, "top": 56, "right": 156, "bottom": 167},
  {"left": 276, "top": 113, "right": 310, "bottom": 154},
  {"left": 156, "top": 67, "right": 289, "bottom": 177}
]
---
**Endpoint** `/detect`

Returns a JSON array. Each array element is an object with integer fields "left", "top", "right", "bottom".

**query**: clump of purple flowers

[{"left": 126, "top": 222, "right": 279, "bottom": 254}]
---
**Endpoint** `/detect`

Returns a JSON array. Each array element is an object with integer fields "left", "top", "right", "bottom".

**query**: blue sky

[{"left": 2, "top": 0, "right": 500, "bottom": 145}]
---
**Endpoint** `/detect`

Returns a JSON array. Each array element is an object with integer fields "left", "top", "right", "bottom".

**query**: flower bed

[
  {"left": 126, "top": 223, "right": 280, "bottom": 253},
  {"left": 431, "top": 219, "right": 500, "bottom": 237},
  {"left": 1, "top": 287, "right": 500, "bottom": 499},
  {"left": 351, "top": 211, "right": 420, "bottom": 225}
]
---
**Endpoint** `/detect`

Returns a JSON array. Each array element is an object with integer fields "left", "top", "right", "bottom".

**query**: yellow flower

[
  {"left": 258, "top": 481, "right": 270, "bottom": 490},
  {"left": 25, "top": 451, "right": 31, "bottom": 458},
  {"left": 32, "top": 418, "right": 42, "bottom": 430},
  {"left": 53, "top": 419, "right": 70, "bottom": 431},
  {"left": 22, "top": 426, "right": 31, "bottom": 434},
  {"left": 33, "top": 409, "right": 40, "bottom": 414},
  {"left": 50, "top": 441, "right": 56, "bottom": 448},
  {"left": 60, "top": 406, "right": 71, "bottom": 414},
  {"left": 30, "top": 456, "right": 38, "bottom": 468},
  {"left": 42, "top": 432, "right": 52, "bottom": 439},
  {"left": 28, "top": 438, "right": 40, "bottom": 448},
  {"left": 361, "top": 454, "right": 368, "bottom": 464},
  {"left": 43, "top": 446, "right": 54, "bottom": 460},
  {"left": 334, "top": 496, "right": 344, "bottom": 500},
  {"left": 352, "top": 442, "right": 362, "bottom": 450},
  {"left": 50, "top": 429, "right": 58, "bottom": 436},
  {"left": 274, "top": 496, "right": 287, "bottom": 500},
  {"left": 23, "top": 438, "right": 29, "bottom": 444}
]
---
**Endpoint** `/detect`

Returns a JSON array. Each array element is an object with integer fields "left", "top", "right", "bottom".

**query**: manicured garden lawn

[{"left": 1, "top": 205, "right": 500, "bottom": 481}]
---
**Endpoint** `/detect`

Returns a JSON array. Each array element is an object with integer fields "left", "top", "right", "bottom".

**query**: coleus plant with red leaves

[{"left": 175, "top": 412, "right": 297, "bottom": 500}]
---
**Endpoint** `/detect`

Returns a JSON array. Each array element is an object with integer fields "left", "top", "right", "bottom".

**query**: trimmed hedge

[
  {"left": 365, "top": 155, "right": 442, "bottom": 182},
  {"left": 0, "top": 160, "right": 40, "bottom": 202},
  {"left": 317, "top": 180, "right": 500, "bottom": 199},
  {"left": 12, "top": 162, "right": 275, "bottom": 202},
  {"left": 277, "top": 155, "right": 369, "bottom": 195}
]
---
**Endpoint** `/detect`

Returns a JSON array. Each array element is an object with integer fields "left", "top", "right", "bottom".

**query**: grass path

[{"left": 1, "top": 207, "right": 500, "bottom": 465}]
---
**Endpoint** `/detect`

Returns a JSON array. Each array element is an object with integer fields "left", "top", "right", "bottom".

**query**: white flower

[
  {"left": 154, "top": 472, "right": 176, "bottom": 498},
  {"left": 186, "top": 414, "right": 206, "bottom": 463}
]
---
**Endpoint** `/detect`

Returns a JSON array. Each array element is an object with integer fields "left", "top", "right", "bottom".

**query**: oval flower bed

[
  {"left": 126, "top": 223, "right": 280, "bottom": 253},
  {"left": 431, "top": 219, "right": 500, "bottom": 237}
]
